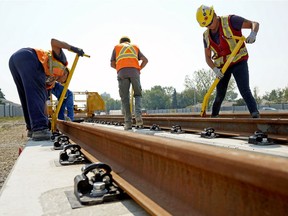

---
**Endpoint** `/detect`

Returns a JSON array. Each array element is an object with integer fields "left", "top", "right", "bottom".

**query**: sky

[{"left": 0, "top": 0, "right": 287, "bottom": 104}]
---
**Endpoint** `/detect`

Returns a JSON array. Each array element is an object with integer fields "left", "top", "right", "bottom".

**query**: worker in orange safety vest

[
  {"left": 9, "top": 38, "right": 84, "bottom": 140},
  {"left": 110, "top": 36, "right": 148, "bottom": 130}
]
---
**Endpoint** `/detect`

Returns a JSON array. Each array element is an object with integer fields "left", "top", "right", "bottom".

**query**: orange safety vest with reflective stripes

[
  {"left": 34, "top": 49, "right": 67, "bottom": 89},
  {"left": 115, "top": 43, "right": 140, "bottom": 72},
  {"left": 203, "top": 15, "right": 248, "bottom": 68}
]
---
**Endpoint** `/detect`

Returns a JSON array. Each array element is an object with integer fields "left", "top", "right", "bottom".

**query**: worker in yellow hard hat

[
  {"left": 196, "top": 5, "right": 260, "bottom": 118},
  {"left": 196, "top": 5, "right": 215, "bottom": 27}
]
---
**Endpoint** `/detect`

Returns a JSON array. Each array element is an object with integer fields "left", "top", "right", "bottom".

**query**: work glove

[
  {"left": 246, "top": 31, "right": 257, "bottom": 44},
  {"left": 70, "top": 46, "right": 85, "bottom": 56},
  {"left": 213, "top": 67, "right": 224, "bottom": 80}
]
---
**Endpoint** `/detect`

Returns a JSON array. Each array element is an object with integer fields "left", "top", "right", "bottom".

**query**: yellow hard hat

[
  {"left": 119, "top": 36, "right": 131, "bottom": 43},
  {"left": 196, "top": 5, "right": 214, "bottom": 27}
]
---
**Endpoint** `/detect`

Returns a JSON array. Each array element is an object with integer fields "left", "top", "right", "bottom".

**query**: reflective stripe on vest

[
  {"left": 34, "top": 49, "right": 66, "bottom": 78},
  {"left": 115, "top": 43, "right": 140, "bottom": 71},
  {"left": 204, "top": 16, "right": 248, "bottom": 67}
]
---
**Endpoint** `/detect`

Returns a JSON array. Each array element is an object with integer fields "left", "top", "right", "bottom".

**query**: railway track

[
  {"left": 84, "top": 113, "right": 288, "bottom": 142},
  {"left": 56, "top": 114, "right": 288, "bottom": 216}
]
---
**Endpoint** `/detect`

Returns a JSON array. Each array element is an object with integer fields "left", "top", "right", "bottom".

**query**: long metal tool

[
  {"left": 51, "top": 52, "right": 90, "bottom": 132},
  {"left": 200, "top": 36, "right": 245, "bottom": 117}
]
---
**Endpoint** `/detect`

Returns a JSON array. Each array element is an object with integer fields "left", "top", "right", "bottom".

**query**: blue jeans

[
  {"left": 51, "top": 82, "right": 74, "bottom": 121},
  {"left": 9, "top": 48, "right": 49, "bottom": 131},
  {"left": 212, "top": 60, "right": 259, "bottom": 116}
]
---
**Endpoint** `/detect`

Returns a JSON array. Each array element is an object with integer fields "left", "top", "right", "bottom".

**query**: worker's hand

[
  {"left": 70, "top": 46, "right": 85, "bottom": 56},
  {"left": 213, "top": 67, "right": 224, "bottom": 80},
  {"left": 246, "top": 31, "right": 257, "bottom": 44}
]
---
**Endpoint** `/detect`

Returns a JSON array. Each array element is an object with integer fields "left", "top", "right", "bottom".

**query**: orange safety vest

[
  {"left": 115, "top": 43, "right": 140, "bottom": 72},
  {"left": 34, "top": 49, "right": 67, "bottom": 89},
  {"left": 203, "top": 15, "right": 248, "bottom": 68}
]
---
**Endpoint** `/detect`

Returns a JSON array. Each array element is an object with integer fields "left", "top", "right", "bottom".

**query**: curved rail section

[{"left": 57, "top": 121, "right": 288, "bottom": 216}]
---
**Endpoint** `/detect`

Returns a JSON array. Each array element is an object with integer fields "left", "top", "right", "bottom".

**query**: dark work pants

[
  {"left": 212, "top": 60, "right": 259, "bottom": 116},
  {"left": 9, "top": 48, "right": 48, "bottom": 131},
  {"left": 117, "top": 72, "right": 142, "bottom": 124}
]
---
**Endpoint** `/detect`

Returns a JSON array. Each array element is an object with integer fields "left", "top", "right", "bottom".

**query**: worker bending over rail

[{"left": 9, "top": 38, "right": 84, "bottom": 141}]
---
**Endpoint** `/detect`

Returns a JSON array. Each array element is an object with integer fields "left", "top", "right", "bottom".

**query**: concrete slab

[{"left": 0, "top": 139, "right": 148, "bottom": 216}]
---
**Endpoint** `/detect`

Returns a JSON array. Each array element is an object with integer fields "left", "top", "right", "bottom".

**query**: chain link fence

[{"left": 146, "top": 103, "right": 288, "bottom": 114}]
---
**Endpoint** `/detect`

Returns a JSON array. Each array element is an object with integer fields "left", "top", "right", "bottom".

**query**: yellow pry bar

[{"left": 200, "top": 36, "right": 245, "bottom": 117}]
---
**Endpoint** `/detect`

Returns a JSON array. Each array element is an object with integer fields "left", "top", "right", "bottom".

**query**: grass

[{"left": 0, "top": 116, "right": 25, "bottom": 122}]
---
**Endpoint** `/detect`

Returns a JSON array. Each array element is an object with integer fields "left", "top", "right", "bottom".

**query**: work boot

[
  {"left": 135, "top": 117, "right": 144, "bottom": 129},
  {"left": 65, "top": 116, "right": 72, "bottom": 121},
  {"left": 32, "top": 129, "right": 52, "bottom": 141},
  {"left": 124, "top": 123, "right": 132, "bottom": 131},
  {"left": 135, "top": 117, "right": 143, "bottom": 126},
  {"left": 251, "top": 112, "right": 260, "bottom": 118}
]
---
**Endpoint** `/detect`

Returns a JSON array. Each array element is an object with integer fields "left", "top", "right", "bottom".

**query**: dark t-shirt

[
  {"left": 52, "top": 49, "right": 68, "bottom": 66},
  {"left": 204, "top": 15, "right": 245, "bottom": 48}
]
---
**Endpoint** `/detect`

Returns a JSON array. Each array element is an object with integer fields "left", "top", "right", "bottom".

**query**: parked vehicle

[{"left": 261, "top": 107, "right": 277, "bottom": 111}]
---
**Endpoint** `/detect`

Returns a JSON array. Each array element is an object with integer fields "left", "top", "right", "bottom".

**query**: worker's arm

[
  {"left": 110, "top": 49, "right": 117, "bottom": 69},
  {"left": 204, "top": 47, "right": 215, "bottom": 69},
  {"left": 242, "top": 19, "right": 259, "bottom": 33},
  {"left": 51, "top": 38, "right": 84, "bottom": 56},
  {"left": 242, "top": 19, "right": 259, "bottom": 43},
  {"left": 205, "top": 47, "right": 223, "bottom": 79},
  {"left": 139, "top": 56, "right": 148, "bottom": 70},
  {"left": 110, "top": 60, "right": 116, "bottom": 69}
]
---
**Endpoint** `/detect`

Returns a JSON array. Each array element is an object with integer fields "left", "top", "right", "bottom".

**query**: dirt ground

[{"left": 0, "top": 117, "right": 28, "bottom": 190}]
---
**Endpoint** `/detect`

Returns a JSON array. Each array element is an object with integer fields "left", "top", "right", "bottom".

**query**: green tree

[
  {"left": 171, "top": 89, "right": 177, "bottom": 109},
  {"left": 142, "top": 86, "right": 171, "bottom": 109},
  {"left": 0, "top": 89, "right": 5, "bottom": 98},
  {"left": 283, "top": 86, "right": 288, "bottom": 102},
  {"left": 100, "top": 93, "right": 121, "bottom": 112},
  {"left": 105, "top": 98, "right": 121, "bottom": 112},
  {"left": 184, "top": 69, "right": 237, "bottom": 108},
  {"left": 177, "top": 89, "right": 196, "bottom": 108},
  {"left": 263, "top": 89, "right": 279, "bottom": 103},
  {"left": 253, "top": 87, "right": 262, "bottom": 104},
  {"left": 0, "top": 88, "right": 5, "bottom": 104},
  {"left": 235, "top": 98, "right": 246, "bottom": 106}
]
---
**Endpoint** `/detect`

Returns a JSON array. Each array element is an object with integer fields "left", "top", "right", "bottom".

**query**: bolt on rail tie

[
  {"left": 59, "top": 144, "right": 89, "bottom": 165},
  {"left": 201, "top": 127, "right": 218, "bottom": 139},
  {"left": 248, "top": 130, "right": 274, "bottom": 145},
  {"left": 171, "top": 125, "right": 184, "bottom": 134},
  {"left": 150, "top": 124, "right": 161, "bottom": 131},
  {"left": 113, "top": 122, "right": 121, "bottom": 126},
  {"left": 54, "top": 135, "right": 71, "bottom": 150},
  {"left": 73, "top": 162, "right": 125, "bottom": 205},
  {"left": 51, "top": 131, "right": 62, "bottom": 141}
]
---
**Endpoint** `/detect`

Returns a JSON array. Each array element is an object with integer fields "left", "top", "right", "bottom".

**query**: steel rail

[
  {"left": 142, "top": 112, "right": 288, "bottom": 118},
  {"left": 80, "top": 148, "right": 171, "bottom": 216},
  {"left": 57, "top": 121, "right": 288, "bottom": 216},
  {"left": 88, "top": 115, "right": 288, "bottom": 142}
]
